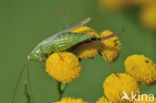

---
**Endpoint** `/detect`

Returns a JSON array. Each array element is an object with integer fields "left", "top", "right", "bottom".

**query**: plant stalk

[{"left": 57, "top": 81, "right": 67, "bottom": 100}]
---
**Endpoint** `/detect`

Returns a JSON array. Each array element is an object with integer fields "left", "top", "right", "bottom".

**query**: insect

[{"left": 12, "top": 17, "right": 124, "bottom": 103}]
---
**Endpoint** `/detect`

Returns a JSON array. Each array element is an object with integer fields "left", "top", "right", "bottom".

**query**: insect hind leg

[{"left": 97, "top": 39, "right": 118, "bottom": 76}]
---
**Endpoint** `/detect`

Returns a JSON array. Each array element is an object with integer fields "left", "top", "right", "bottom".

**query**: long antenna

[
  {"left": 26, "top": 61, "right": 35, "bottom": 103},
  {"left": 11, "top": 61, "right": 29, "bottom": 103}
]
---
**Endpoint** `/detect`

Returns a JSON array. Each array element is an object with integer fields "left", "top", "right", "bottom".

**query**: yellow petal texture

[
  {"left": 133, "top": 94, "right": 156, "bottom": 103},
  {"left": 96, "top": 96, "right": 112, "bottom": 103},
  {"left": 54, "top": 97, "right": 88, "bottom": 103},
  {"left": 103, "top": 73, "right": 140, "bottom": 103},
  {"left": 124, "top": 55, "right": 156, "bottom": 85},
  {"left": 45, "top": 52, "right": 82, "bottom": 83},
  {"left": 140, "top": 5, "right": 156, "bottom": 30},
  {"left": 71, "top": 26, "right": 100, "bottom": 59},
  {"left": 100, "top": 30, "right": 121, "bottom": 62}
]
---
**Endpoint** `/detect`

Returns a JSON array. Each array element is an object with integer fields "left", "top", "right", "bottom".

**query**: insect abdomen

[
  {"left": 39, "top": 33, "right": 92, "bottom": 58},
  {"left": 52, "top": 33, "right": 92, "bottom": 52}
]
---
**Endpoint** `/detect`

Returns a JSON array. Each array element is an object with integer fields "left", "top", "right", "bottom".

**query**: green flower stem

[{"left": 57, "top": 81, "right": 67, "bottom": 100}]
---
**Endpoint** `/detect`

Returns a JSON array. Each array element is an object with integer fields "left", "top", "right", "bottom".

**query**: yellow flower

[
  {"left": 133, "top": 0, "right": 156, "bottom": 6},
  {"left": 72, "top": 41, "right": 100, "bottom": 59},
  {"left": 124, "top": 55, "right": 156, "bottom": 85},
  {"left": 103, "top": 73, "right": 140, "bottom": 103},
  {"left": 133, "top": 94, "right": 156, "bottom": 103},
  {"left": 140, "top": 5, "right": 156, "bottom": 30},
  {"left": 71, "top": 26, "right": 100, "bottom": 59},
  {"left": 54, "top": 97, "right": 88, "bottom": 103},
  {"left": 45, "top": 52, "right": 82, "bottom": 83},
  {"left": 99, "top": 0, "right": 133, "bottom": 11},
  {"left": 100, "top": 30, "right": 121, "bottom": 62},
  {"left": 96, "top": 96, "right": 112, "bottom": 103}
]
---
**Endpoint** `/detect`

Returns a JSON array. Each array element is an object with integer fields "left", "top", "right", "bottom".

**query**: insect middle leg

[{"left": 54, "top": 46, "right": 64, "bottom": 60}]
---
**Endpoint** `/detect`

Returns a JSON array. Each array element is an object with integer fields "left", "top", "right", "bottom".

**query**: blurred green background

[{"left": 0, "top": 0, "right": 155, "bottom": 103}]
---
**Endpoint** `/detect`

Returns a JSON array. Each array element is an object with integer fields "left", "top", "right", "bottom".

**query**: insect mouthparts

[{"left": 28, "top": 54, "right": 32, "bottom": 60}]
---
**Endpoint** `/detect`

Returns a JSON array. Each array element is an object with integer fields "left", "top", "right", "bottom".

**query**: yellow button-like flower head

[
  {"left": 54, "top": 97, "right": 88, "bottom": 103},
  {"left": 45, "top": 52, "right": 82, "bottom": 83},
  {"left": 124, "top": 55, "right": 156, "bottom": 85},
  {"left": 96, "top": 96, "right": 112, "bottom": 103},
  {"left": 71, "top": 26, "right": 100, "bottom": 59},
  {"left": 140, "top": 5, "right": 156, "bottom": 30},
  {"left": 103, "top": 73, "right": 140, "bottom": 103},
  {"left": 99, "top": 0, "right": 133, "bottom": 11},
  {"left": 133, "top": 0, "right": 156, "bottom": 6},
  {"left": 100, "top": 30, "right": 121, "bottom": 62}
]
